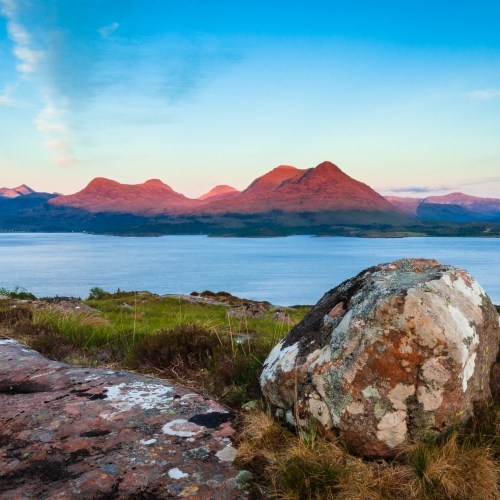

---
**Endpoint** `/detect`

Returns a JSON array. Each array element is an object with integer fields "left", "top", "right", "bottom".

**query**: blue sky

[{"left": 0, "top": 0, "right": 499, "bottom": 198}]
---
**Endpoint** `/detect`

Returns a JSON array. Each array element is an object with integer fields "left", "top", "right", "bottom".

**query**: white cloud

[
  {"left": 2, "top": 14, "right": 44, "bottom": 75},
  {"left": 34, "top": 102, "right": 68, "bottom": 133},
  {"left": 0, "top": 0, "right": 16, "bottom": 17},
  {"left": 0, "top": 85, "right": 24, "bottom": 107},
  {"left": 97, "top": 22, "right": 119, "bottom": 38},
  {"left": 53, "top": 157, "right": 75, "bottom": 168},
  {"left": 13, "top": 45, "right": 44, "bottom": 73},
  {"left": 44, "top": 140, "right": 65, "bottom": 151},
  {"left": 0, "top": 0, "right": 78, "bottom": 168},
  {"left": 468, "top": 88, "right": 500, "bottom": 100}
]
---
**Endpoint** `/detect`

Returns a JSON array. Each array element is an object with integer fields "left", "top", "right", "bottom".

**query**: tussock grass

[{"left": 236, "top": 408, "right": 500, "bottom": 500}]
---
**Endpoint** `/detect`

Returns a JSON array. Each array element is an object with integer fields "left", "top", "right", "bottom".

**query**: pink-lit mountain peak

[
  {"left": 198, "top": 185, "right": 240, "bottom": 201},
  {"left": 241, "top": 165, "right": 305, "bottom": 196}
]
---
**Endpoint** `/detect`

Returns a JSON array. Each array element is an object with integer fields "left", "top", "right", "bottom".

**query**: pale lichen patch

[
  {"left": 362, "top": 386, "right": 381, "bottom": 400},
  {"left": 387, "top": 384, "right": 415, "bottom": 411},
  {"left": 376, "top": 410, "right": 407, "bottom": 448}
]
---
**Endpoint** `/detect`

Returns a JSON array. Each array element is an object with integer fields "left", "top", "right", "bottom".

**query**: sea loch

[{"left": 1, "top": 234, "right": 498, "bottom": 305}]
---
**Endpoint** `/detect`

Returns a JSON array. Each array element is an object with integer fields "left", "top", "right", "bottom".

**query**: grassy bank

[
  {"left": 1, "top": 291, "right": 500, "bottom": 498},
  {"left": 0, "top": 290, "right": 309, "bottom": 406}
]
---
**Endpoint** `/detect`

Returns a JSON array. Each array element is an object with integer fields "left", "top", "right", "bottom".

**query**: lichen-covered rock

[
  {"left": 0, "top": 339, "right": 246, "bottom": 499},
  {"left": 260, "top": 259, "right": 500, "bottom": 457},
  {"left": 226, "top": 305, "right": 266, "bottom": 319},
  {"left": 272, "top": 311, "right": 294, "bottom": 325}
]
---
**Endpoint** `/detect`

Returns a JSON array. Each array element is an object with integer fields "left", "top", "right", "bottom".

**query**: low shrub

[
  {"left": 0, "top": 286, "right": 37, "bottom": 300},
  {"left": 125, "top": 323, "right": 275, "bottom": 404},
  {"left": 87, "top": 286, "right": 108, "bottom": 300}
]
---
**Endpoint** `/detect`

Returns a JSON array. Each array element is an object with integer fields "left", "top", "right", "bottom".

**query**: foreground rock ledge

[
  {"left": 260, "top": 258, "right": 500, "bottom": 457},
  {"left": 0, "top": 339, "right": 246, "bottom": 499}
]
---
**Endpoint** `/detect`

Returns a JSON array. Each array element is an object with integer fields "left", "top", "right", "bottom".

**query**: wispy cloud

[
  {"left": 97, "top": 22, "right": 119, "bottom": 37},
  {"left": 468, "top": 88, "right": 500, "bottom": 100},
  {"left": 385, "top": 185, "right": 456, "bottom": 194},
  {"left": 0, "top": 0, "right": 76, "bottom": 166},
  {"left": 0, "top": 1, "right": 44, "bottom": 75},
  {"left": 0, "top": 85, "right": 25, "bottom": 107},
  {"left": 44, "top": 139, "right": 75, "bottom": 168}
]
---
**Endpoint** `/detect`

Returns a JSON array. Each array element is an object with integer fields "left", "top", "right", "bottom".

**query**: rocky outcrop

[
  {"left": 226, "top": 305, "right": 267, "bottom": 319},
  {"left": 0, "top": 339, "right": 246, "bottom": 499},
  {"left": 260, "top": 259, "right": 500, "bottom": 457},
  {"left": 272, "top": 311, "right": 294, "bottom": 325}
]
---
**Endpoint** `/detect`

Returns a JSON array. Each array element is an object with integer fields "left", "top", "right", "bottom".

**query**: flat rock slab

[{"left": 0, "top": 339, "right": 246, "bottom": 499}]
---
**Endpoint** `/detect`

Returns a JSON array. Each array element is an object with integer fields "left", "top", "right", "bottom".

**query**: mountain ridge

[{"left": 386, "top": 193, "right": 500, "bottom": 222}]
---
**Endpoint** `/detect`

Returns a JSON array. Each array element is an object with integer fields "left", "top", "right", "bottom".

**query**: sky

[{"left": 0, "top": 0, "right": 499, "bottom": 199}]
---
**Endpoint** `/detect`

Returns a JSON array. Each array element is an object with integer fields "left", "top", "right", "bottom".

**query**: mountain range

[
  {"left": 0, "top": 184, "right": 36, "bottom": 198},
  {"left": 386, "top": 193, "right": 500, "bottom": 222},
  {"left": 1, "top": 161, "right": 500, "bottom": 236},
  {"left": 48, "top": 162, "right": 410, "bottom": 222}
]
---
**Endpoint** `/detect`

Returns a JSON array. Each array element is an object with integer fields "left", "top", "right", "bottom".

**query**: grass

[
  {"left": 2, "top": 290, "right": 500, "bottom": 498},
  {"left": 236, "top": 407, "right": 500, "bottom": 499},
  {"left": 0, "top": 290, "right": 309, "bottom": 406}
]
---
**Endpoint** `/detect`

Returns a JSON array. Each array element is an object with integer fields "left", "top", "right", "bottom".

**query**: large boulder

[{"left": 260, "top": 259, "right": 500, "bottom": 457}]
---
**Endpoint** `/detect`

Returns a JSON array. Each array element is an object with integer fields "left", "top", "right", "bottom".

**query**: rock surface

[
  {"left": 226, "top": 305, "right": 267, "bottom": 319},
  {"left": 260, "top": 258, "right": 500, "bottom": 457},
  {"left": 272, "top": 311, "right": 294, "bottom": 325},
  {"left": 0, "top": 339, "right": 246, "bottom": 499}
]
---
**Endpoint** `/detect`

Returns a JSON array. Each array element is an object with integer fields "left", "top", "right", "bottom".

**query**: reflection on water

[{"left": 0, "top": 234, "right": 498, "bottom": 305}]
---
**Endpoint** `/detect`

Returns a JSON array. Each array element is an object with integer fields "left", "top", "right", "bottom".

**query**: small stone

[{"left": 215, "top": 446, "right": 237, "bottom": 462}]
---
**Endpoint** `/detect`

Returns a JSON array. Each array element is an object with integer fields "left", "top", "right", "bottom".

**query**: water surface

[{"left": 0, "top": 234, "right": 498, "bottom": 305}]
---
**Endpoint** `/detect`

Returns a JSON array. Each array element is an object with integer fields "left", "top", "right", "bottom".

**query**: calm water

[{"left": 0, "top": 234, "right": 498, "bottom": 305}]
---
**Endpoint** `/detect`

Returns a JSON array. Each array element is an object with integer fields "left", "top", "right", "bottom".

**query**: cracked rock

[{"left": 0, "top": 339, "right": 245, "bottom": 498}]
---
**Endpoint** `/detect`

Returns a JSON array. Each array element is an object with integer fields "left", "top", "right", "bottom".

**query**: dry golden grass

[
  {"left": 395, "top": 434, "right": 500, "bottom": 500},
  {"left": 236, "top": 409, "right": 500, "bottom": 500}
]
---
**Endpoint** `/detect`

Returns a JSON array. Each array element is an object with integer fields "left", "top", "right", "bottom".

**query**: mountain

[
  {"left": 424, "top": 193, "right": 500, "bottom": 218},
  {"left": 49, "top": 178, "right": 202, "bottom": 216},
  {"left": 195, "top": 162, "right": 411, "bottom": 222},
  {"left": 0, "top": 184, "right": 36, "bottom": 198},
  {"left": 386, "top": 193, "right": 500, "bottom": 222},
  {"left": 198, "top": 185, "right": 240, "bottom": 201},
  {"left": 240, "top": 165, "right": 306, "bottom": 197}
]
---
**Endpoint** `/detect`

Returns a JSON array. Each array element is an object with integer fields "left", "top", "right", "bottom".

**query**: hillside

[
  {"left": 0, "top": 184, "right": 36, "bottom": 198},
  {"left": 198, "top": 185, "right": 240, "bottom": 201},
  {"left": 386, "top": 193, "right": 500, "bottom": 222},
  {"left": 191, "top": 162, "right": 413, "bottom": 225},
  {"left": 49, "top": 178, "right": 202, "bottom": 216}
]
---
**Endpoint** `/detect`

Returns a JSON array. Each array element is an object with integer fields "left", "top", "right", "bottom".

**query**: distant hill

[
  {"left": 198, "top": 185, "right": 240, "bottom": 201},
  {"left": 49, "top": 178, "right": 203, "bottom": 216},
  {"left": 0, "top": 184, "right": 36, "bottom": 198},
  {"left": 386, "top": 193, "right": 500, "bottom": 222},
  {"left": 193, "top": 162, "right": 412, "bottom": 225},
  {"left": 0, "top": 192, "right": 59, "bottom": 218}
]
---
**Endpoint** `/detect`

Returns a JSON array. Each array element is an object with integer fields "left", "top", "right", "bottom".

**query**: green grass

[{"left": 0, "top": 290, "right": 309, "bottom": 406}]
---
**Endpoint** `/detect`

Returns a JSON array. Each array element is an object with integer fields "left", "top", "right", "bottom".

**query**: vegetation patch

[
  {"left": 2, "top": 289, "right": 500, "bottom": 498},
  {"left": 0, "top": 290, "right": 308, "bottom": 406},
  {"left": 236, "top": 407, "right": 500, "bottom": 499}
]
